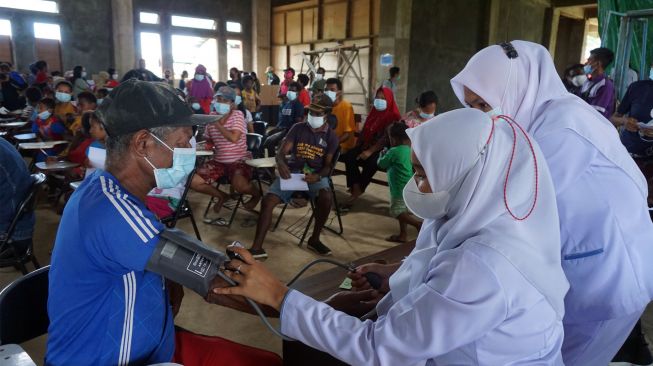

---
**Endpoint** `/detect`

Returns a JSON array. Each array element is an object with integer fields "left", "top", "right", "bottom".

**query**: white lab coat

[{"left": 280, "top": 241, "right": 565, "bottom": 366}]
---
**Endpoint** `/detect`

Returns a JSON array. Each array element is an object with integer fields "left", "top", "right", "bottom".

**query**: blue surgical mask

[
  {"left": 419, "top": 111, "right": 434, "bottom": 120},
  {"left": 235, "top": 95, "right": 242, "bottom": 105},
  {"left": 287, "top": 91, "right": 297, "bottom": 101},
  {"left": 195, "top": 74, "right": 205, "bottom": 81},
  {"left": 38, "top": 110, "right": 51, "bottom": 120},
  {"left": 213, "top": 102, "right": 231, "bottom": 115},
  {"left": 55, "top": 92, "right": 71, "bottom": 103},
  {"left": 191, "top": 102, "right": 201, "bottom": 110},
  {"left": 96, "top": 98, "right": 104, "bottom": 105},
  {"left": 144, "top": 134, "right": 196, "bottom": 189},
  {"left": 649, "top": 68, "right": 653, "bottom": 80},
  {"left": 373, "top": 98, "right": 387, "bottom": 111},
  {"left": 325, "top": 90, "right": 337, "bottom": 102},
  {"left": 583, "top": 64, "right": 593, "bottom": 75}
]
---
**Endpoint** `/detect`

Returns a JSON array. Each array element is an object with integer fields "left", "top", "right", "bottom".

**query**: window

[
  {"left": 171, "top": 35, "right": 218, "bottom": 84},
  {"left": 171, "top": 15, "right": 216, "bottom": 30},
  {"left": 0, "top": 0, "right": 58, "bottom": 13},
  {"left": 226, "top": 39, "right": 243, "bottom": 72},
  {"left": 140, "top": 32, "right": 163, "bottom": 77},
  {"left": 0, "top": 19, "right": 11, "bottom": 37},
  {"left": 34, "top": 22, "right": 61, "bottom": 40},
  {"left": 226, "top": 21, "right": 241, "bottom": 33},
  {"left": 139, "top": 11, "right": 159, "bottom": 25}
]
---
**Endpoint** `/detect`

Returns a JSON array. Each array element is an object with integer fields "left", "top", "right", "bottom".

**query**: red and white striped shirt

[{"left": 206, "top": 110, "right": 250, "bottom": 163}]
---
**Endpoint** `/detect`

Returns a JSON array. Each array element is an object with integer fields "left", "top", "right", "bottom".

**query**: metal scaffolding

[{"left": 297, "top": 44, "right": 371, "bottom": 111}]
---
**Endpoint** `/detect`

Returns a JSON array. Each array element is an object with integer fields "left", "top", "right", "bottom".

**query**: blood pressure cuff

[{"left": 146, "top": 228, "right": 229, "bottom": 297}]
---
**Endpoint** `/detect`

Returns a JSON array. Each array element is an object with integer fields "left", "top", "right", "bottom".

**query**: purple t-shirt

[
  {"left": 283, "top": 122, "right": 338, "bottom": 172},
  {"left": 579, "top": 74, "right": 615, "bottom": 119}
]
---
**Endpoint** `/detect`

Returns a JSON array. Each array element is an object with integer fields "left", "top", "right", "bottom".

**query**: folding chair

[
  {"left": 160, "top": 169, "right": 202, "bottom": 241},
  {"left": 0, "top": 173, "right": 45, "bottom": 275},
  {"left": 252, "top": 121, "right": 268, "bottom": 137},
  {"left": 0, "top": 265, "right": 50, "bottom": 345},
  {"left": 203, "top": 134, "right": 264, "bottom": 228},
  {"left": 272, "top": 148, "right": 344, "bottom": 246}
]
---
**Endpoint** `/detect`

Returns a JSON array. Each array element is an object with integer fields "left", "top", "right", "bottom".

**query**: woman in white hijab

[
  {"left": 451, "top": 40, "right": 653, "bottom": 366},
  {"left": 215, "top": 108, "right": 569, "bottom": 365}
]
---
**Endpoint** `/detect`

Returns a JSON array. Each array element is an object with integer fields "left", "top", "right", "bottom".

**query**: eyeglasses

[{"left": 499, "top": 42, "right": 518, "bottom": 59}]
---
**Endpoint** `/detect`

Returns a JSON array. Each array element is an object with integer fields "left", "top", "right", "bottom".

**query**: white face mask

[
  {"left": 571, "top": 74, "right": 587, "bottom": 87},
  {"left": 286, "top": 91, "right": 297, "bottom": 101},
  {"left": 307, "top": 114, "right": 325, "bottom": 129},
  {"left": 325, "top": 90, "right": 337, "bottom": 102},
  {"left": 403, "top": 178, "right": 449, "bottom": 220},
  {"left": 112, "top": 73, "right": 118, "bottom": 79},
  {"left": 419, "top": 110, "right": 434, "bottom": 120},
  {"left": 195, "top": 74, "right": 205, "bottom": 81},
  {"left": 81, "top": 71, "right": 87, "bottom": 78},
  {"left": 373, "top": 98, "right": 387, "bottom": 111},
  {"left": 315, "top": 73, "right": 324, "bottom": 81}
]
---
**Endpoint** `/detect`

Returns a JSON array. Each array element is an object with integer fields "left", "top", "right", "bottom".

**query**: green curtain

[{"left": 598, "top": 0, "right": 653, "bottom": 74}]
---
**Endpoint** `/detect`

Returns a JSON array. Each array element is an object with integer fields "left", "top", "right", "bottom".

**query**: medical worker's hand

[
  {"left": 625, "top": 117, "right": 639, "bottom": 132},
  {"left": 349, "top": 263, "right": 399, "bottom": 293},
  {"left": 205, "top": 274, "right": 280, "bottom": 317},
  {"left": 324, "top": 289, "right": 383, "bottom": 317},
  {"left": 213, "top": 247, "right": 289, "bottom": 311}
]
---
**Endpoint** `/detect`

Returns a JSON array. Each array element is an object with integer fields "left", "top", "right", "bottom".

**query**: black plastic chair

[
  {"left": 0, "top": 265, "right": 49, "bottom": 345},
  {"left": 203, "top": 134, "right": 264, "bottom": 228},
  {"left": 0, "top": 173, "right": 45, "bottom": 275},
  {"left": 160, "top": 169, "right": 202, "bottom": 241},
  {"left": 252, "top": 121, "right": 268, "bottom": 137},
  {"left": 272, "top": 148, "right": 344, "bottom": 246}
]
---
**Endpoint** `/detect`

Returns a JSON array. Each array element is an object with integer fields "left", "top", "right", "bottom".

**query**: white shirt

[{"left": 280, "top": 242, "right": 564, "bottom": 366}]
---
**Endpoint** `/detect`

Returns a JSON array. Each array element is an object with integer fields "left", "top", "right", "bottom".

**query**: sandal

[
  {"left": 203, "top": 217, "right": 228, "bottom": 226},
  {"left": 385, "top": 235, "right": 407, "bottom": 243}
]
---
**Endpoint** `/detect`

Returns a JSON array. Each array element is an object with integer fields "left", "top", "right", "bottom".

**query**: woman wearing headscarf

[
  {"left": 186, "top": 64, "right": 214, "bottom": 114},
  {"left": 450, "top": 40, "right": 653, "bottom": 366},
  {"left": 343, "top": 87, "right": 401, "bottom": 206},
  {"left": 95, "top": 71, "right": 110, "bottom": 90},
  {"left": 71, "top": 65, "right": 91, "bottom": 98},
  {"left": 212, "top": 108, "right": 569, "bottom": 365}
]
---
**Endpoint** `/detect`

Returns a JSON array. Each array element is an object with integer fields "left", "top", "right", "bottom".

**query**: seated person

[
  {"left": 263, "top": 82, "right": 304, "bottom": 157},
  {"left": 53, "top": 80, "right": 77, "bottom": 125},
  {"left": 188, "top": 96, "right": 205, "bottom": 115},
  {"left": 197, "top": 86, "right": 261, "bottom": 212},
  {"left": 297, "top": 73, "right": 311, "bottom": 106},
  {"left": 325, "top": 78, "right": 356, "bottom": 154},
  {"left": 241, "top": 75, "right": 261, "bottom": 114},
  {"left": 249, "top": 94, "right": 338, "bottom": 259},
  {"left": 33, "top": 97, "right": 66, "bottom": 160},
  {"left": 69, "top": 91, "right": 97, "bottom": 133},
  {"left": 95, "top": 88, "right": 109, "bottom": 105},
  {"left": 20, "top": 87, "right": 42, "bottom": 123},
  {"left": 0, "top": 137, "right": 35, "bottom": 259},
  {"left": 85, "top": 111, "right": 107, "bottom": 165},
  {"left": 377, "top": 122, "right": 421, "bottom": 243},
  {"left": 403, "top": 90, "right": 438, "bottom": 128}
]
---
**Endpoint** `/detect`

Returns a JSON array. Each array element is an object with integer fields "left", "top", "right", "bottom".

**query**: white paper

[
  {"left": 0, "top": 107, "right": 9, "bottom": 115},
  {"left": 88, "top": 147, "right": 106, "bottom": 169},
  {"left": 280, "top": 173, "right": 309, "bottom": 191},
  {"left": 637, "top": 122, "right": 653, "bottom": 130}
]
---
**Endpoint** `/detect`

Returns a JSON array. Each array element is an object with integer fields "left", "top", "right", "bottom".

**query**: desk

[
  {"left": 69, "top": 181, "right": 82, "bottom": 190},
  {"left": 13, "top": 133, "right": 37, "bottom": 141},
  {"left": 196, "top": 150, "right": 214, "bottom": 157},
  {"left": 0, "top": 344, "right": 37, "bottom": 366},
  {"left": 35, "top": 161, "right": 79, "bottom": 172},
  {"left": 19, "top": 141, "right": 68, "bottom": 150},
  {"left": 245, "top": 157, "right": 276, "bottom": 168},
  {"left": 283, "top": 243, "right": 414, "bottom": 366},
  {"left": 0, "top": 121, "right": 28, "bottom": 129}
]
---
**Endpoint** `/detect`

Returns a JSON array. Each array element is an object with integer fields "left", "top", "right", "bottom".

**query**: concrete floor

[
  {"left": 1, "top": 168, "right": 418, "bottom": 364},
  {"left": 4, "top": 166, "right": 653, "bottom": 364}
]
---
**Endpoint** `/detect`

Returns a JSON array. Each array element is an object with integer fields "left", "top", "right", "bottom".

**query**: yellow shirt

[
  {"left": 242, "top": 89, "right": 258, "bottom": 113},
  {"left": 332, "top": 99, "right": 356, "bottom": 152},
  {"left": 54, "top": 102, "right": 77, "bottom": 131}
]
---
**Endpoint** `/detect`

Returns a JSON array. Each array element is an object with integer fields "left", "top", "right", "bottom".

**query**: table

[
  {"left": 0, "top": 344, "right": 37, "bottom": 366},
  {"left": 18, "top": 141, "right": 69, "bottom": 150},
  {"left": 35, "top": 161, "right": 80, "bottom": 172},
  {"left": 196, "top": 150, "right": 214, "bottom": 157},
  {"left": 283, "top": 243, "right": 414, "bottom": 366},
  {"left": 0, "top": 121, "right": 28, "bottom": 129},
  {"left": 245, "top": 157, "right": 276, "bottom": 168},
  {"left": 69, "top": 181, "right": 82, "bottom": 190}
]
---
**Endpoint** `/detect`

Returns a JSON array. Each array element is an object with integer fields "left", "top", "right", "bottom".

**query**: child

[
  {"left": 53, "top": 80, "right": 77, "bottom": 124},
  {"left": 20, "top": 87, "right": 42, "bottom": 123},
  {"left": 68, "top": 91, "right": 97, "bottom": 133},
  {"left": 95, "top": 88, "right": 109, "bottom": 105},
  {"left": 33, "top": 97, "right": 66, "bottom": 161},
  {"left": 377, "top": 122, "right": 421, "bottom": 243},
  {"left": 297, "top": 73, "right": 311, "bottom": 106},
  {"left": 241, "top": 75, "right": 260, "bottom": 114}
]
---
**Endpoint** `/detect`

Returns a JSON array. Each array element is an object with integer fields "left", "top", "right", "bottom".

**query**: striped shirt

[
  {"left": 46, "top": 171, "right": 174, "bottom": 366},
  {"left": 206, "top": 110, "right": 250, "bottom": 163}
]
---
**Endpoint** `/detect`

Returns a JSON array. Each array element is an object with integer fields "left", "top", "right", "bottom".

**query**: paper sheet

[
  {"left": 637, "top": 122, "right": 653, "bottom": 130},
  {"left": 88, "top": 147, "right": 106, "bottom": 169},
  {"left": 280, "top": 173, "right": 309, "bottom": 191}
]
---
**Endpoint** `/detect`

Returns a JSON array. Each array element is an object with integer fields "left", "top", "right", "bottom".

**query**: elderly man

[{"left": 46, "top": 80, "right": 217, "bottom": 365}]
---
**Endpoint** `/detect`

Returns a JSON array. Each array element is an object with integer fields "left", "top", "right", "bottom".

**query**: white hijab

[
  {"left": 450, "top": 40, "right": 646, "bottom": 197},
  {"left": 409, "top": 108, "right": 569, "bottom": 317}
]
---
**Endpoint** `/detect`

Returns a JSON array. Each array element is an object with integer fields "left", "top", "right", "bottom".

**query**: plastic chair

[
  {"left": 0, "top": 265, "right": 49, "bottom": 345},
  {"left": 0, "top": 173, "right": 45, "bottom": 275},
  {"left": 160, "top": 169, "right": 202, "bottom": 241},
  {"left": 203, "top": 134, "right": 264, "bottom": 227},
  {"left": 252, "top": 121, "right": 268, "bottom": 137},
  {"left": 272, "top": 148, "right": 344, "bottom": 246}
]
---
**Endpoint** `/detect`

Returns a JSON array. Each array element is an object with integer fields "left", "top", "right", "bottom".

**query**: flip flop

[
  {"left": 385, "top": 235, "right": 407, "bottom": 243},
  {"left": 203, "top": 217, "right": 228, "bottom": 226}
]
